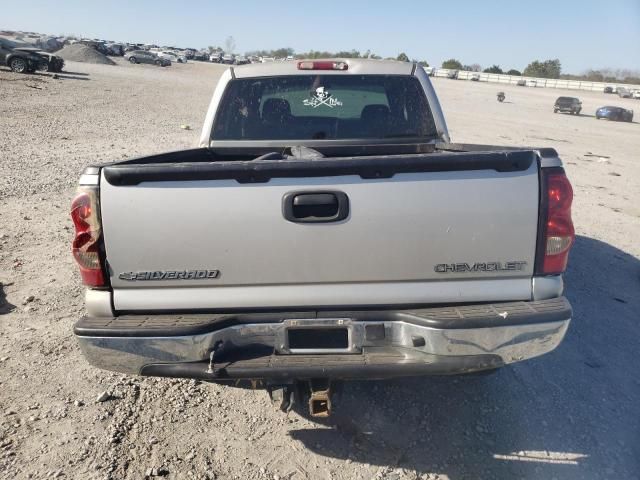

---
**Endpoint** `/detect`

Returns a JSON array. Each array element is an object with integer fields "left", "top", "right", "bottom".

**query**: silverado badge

[{"left": 118, "top": 270, "right": 220, "bottom": 281}]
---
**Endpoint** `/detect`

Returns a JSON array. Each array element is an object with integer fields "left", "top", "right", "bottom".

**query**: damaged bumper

[{"left": 74, "top": 297, "right": 571, "bottom": 381}]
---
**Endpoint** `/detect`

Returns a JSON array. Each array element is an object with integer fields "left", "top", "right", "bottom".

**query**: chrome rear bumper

[{"left": 75, "top": 298, "right": 571, "bottom": 379}]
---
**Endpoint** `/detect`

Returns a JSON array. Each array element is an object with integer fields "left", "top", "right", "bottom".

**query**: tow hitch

[
  {"left": 308, "top": 379, "right": 332, "bottom": 417},
  {"left": 267, "top": 379, "right": 334, "bottom": 417}
]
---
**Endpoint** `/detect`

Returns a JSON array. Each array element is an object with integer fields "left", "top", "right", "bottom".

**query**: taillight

[
  {"left": 536, "top": 168, "right": 575, "bottom": 275},
  {"left": 297, "top": 60, "right": 348, "bottom": 71},
  {"left": 71, "top": 187, "right": 106, "bottom": 287}
]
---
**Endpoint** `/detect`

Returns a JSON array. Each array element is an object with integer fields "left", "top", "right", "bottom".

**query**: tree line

[
  {"left": 207, "top": 44, "right": 639, "bottom": 85},
  {"left": 238, "top": 47, "right": 429, "bottom": 66},
  {"left": 440, "top": 58, "right": 639, "bottom": 84}
]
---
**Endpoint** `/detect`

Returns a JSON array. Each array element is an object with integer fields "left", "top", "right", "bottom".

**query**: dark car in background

[
  {"left": 596, "top": 106, "right": 633, "bottom": 122},
  {"left": 124, "top": 50, "right": 171, "bottom": 66},
  {"left": 14, "top": 47, "right": 64, "bottom": 72},
  {"left": 554, "top": 96, "right": 582, "bottom": 115},
  {"left": 0, "top": 39, "right": 42, "bottom": 73},
  {"left": 603, "top": 86, "right": 614, "bottom": 94}
]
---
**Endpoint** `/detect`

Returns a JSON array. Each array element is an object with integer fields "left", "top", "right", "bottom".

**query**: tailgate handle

[{"left": 283, "top": 191, "right": 349, "bottom": 223}]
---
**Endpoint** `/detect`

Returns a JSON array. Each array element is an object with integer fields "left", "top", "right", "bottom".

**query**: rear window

[{"left": 212, "top": 75, "right": 437, "bottom": 141}]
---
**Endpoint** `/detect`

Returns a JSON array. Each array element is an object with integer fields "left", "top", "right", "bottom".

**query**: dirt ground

[{"left": 1, "top": 59, "right": 639, "bottom": 480}]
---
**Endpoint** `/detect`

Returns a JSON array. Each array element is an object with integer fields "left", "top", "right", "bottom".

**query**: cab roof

[{"left": 232, "top": 58, "right": 417, "bottom": 78}]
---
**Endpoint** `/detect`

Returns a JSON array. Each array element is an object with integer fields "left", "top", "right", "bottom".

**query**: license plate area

[
  {"left": 278, "top": 319, "right": 359, "bottom": 354},
  {"left": 288, "top": 328, "right": 348, "bottom": 350}
]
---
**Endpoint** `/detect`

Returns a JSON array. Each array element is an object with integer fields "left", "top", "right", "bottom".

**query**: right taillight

[
  {"left": 71, "top": 187, "right": 107, "bottom": 287},
  {"left": 536, "top": 168, "right": 575, "bottom": 275}
]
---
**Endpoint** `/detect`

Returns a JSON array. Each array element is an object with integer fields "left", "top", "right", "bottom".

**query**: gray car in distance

[{"left": 124, "top": 50, "right": 171, "bottom": 66}]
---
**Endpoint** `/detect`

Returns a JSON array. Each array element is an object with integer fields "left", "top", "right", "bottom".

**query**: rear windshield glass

[
  {"left": 212, "top": 75, "right": 437, "bottom": 141},
  {"left": 556, "top": 97, "right": 576, "bottom": 102}
]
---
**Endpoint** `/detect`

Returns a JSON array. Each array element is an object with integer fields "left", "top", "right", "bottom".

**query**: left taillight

[{"left": 71, "top": 187, "right": 107, "bottom": 287}]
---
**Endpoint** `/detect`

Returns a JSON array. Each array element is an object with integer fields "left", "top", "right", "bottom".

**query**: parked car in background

[
  {"left": 603, "top": 86, "right": 614, "bottom": 94},
  {"left": 633, "top": 90, "right": 640, "bottom": 99},
  {"left": 596, "top": 106, "right": 633, "bottom": 122},
  {"left": 106, "top": 43, "right": 125, "bottom": 56},
  {"left": 0, "top": 39, "right": 42, "bottom": 73},
  {"left": 234, "top": 55, "right": 249, "bottom": 65},
  {"left": 446, "top": 70, "right": 458, "bottom": 79},
  {"left": 13, "top": 46, "right": 64, "bottom": 72},
  {"left": 260, "top": 56, "right": 275, "bottom": 63},
  {"left": 209, "top": 52, "right": 223, "bottom": 63},
  {"left": 78, "top": 39, "right": 109, "bottom": 55},
  {"left": 617, "top": 87, "right": 632, "bottom": 98},
  {"left": 554, "top": 97, "right": 582, "bottom": 115},
  {"left": 158, "top": 51, "right": 187, "bottom": 63},
  {"left": 470, "top": 73, "right": 480, "bottom": 81},
  {"left": 222, "top": 53, "right": 235, "bottom": 64},
  {"left": 124, "top": 50, "right": 171, "bottom": 66}
]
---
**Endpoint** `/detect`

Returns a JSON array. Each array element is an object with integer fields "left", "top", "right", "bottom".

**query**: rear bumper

[{"left": 75, "top": 297, "right": 571, "bottom": 381}]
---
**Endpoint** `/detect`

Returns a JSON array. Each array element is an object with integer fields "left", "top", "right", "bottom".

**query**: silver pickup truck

[{"left": 72, "top": 59, "right": 575, "bottom": 416}]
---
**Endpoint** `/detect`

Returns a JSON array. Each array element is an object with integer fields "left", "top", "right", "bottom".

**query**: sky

[{"left": 2, "top": 0, "right": 639, "bottom": 74}]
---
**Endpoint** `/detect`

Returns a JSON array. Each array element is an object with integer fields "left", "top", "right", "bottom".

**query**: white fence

[{"left": 430, "top": 68, "right": 640, "bottom": 93}]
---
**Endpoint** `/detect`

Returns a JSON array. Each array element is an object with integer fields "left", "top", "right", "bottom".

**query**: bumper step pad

[{"left": 75, "top": 297, "right": 571, "bottom": 337}]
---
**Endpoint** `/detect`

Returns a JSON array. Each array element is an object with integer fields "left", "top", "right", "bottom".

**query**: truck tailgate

[{"left": 99, "top": 151, "right": 540, "bottom": 311}]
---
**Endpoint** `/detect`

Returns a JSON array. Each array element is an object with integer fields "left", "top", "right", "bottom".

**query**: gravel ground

[{"left": 1, "top": 59, "right": 639, "bottom": 480}]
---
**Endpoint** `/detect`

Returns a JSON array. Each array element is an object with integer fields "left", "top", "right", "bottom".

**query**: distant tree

[
  {"left": 584, "top": 69, "right": 604, "bottom": 82},
  {"left": 224, "top": 36, "right": 236, "bottom": 54},
  {"left": 470, "top": 63, "right": 481, "bottom": 72},
  {"left": 441, "top": 58, "right": 463, "bottom": 70},
  {"left": 369, "top": 53, "right": 382, "bottom": 59},
  {"left": 396, "top": 52, "right": 410, "bottom": 62},
  {"left": 298, "top": 50, "right": 334, "bottom": 59},
  {"left": 523, "top": 59, "right": 561, "bottom": 79},
  {"left": 207, "top": 46, "right": 221, "bottom": 54},
  {"left": 483, "top": 65, "right": 503, "bottom": 74},
  {"left": 506, "top": 69, "right": 521, "bottom": 76},
  {"left": 335, "top": 49, "right": 362, "bottom": 58},
  {"left": 271, "top": 47, "right": 294, "bottom": 58},
  {"left": 417, "top": 60, "right": 429, "bottom": 67}
]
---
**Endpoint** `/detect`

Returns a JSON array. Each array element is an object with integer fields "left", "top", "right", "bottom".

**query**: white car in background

[
  {"left": 157, "top": 51, "right": 187, "bottom": 63},
  {"left": 260, "top": 56, "right": 275, "bottom": 63},
  {"left": 632, "top": 90, "right": 640, "bottom": 100}
]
